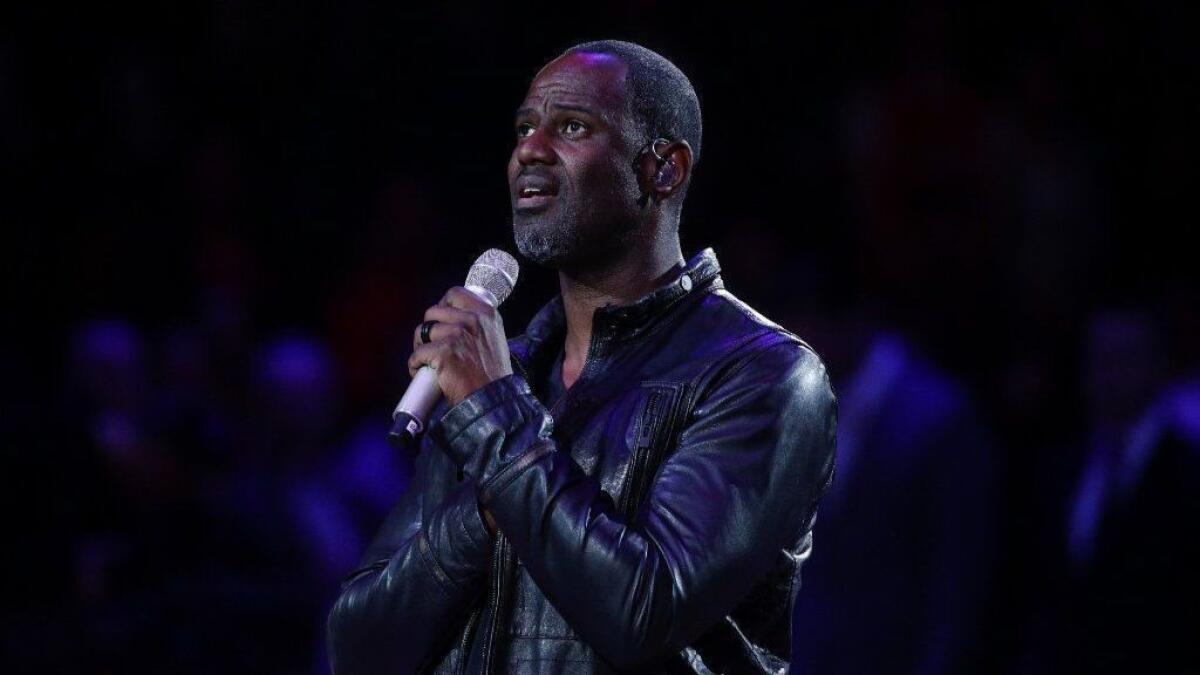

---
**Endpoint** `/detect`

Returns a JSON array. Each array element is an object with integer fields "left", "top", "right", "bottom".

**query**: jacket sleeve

[
  {"left": 326, "top": 433, "right": 495, "bottom": 675},
  {"left": 428, "top": 336, "right": 838, "bottom": 672}
]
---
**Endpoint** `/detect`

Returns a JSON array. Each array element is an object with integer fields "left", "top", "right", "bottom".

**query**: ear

[
  {"left": 635, "top": 139, "right": 694, "bottom": 205},
  {"left": 650, "top": 140, "right": 693, "bottom": 203}
]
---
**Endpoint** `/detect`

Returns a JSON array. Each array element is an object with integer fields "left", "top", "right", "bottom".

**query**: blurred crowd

[{"left": 3, "top": 2, "right": 1196, "bottom": 674}]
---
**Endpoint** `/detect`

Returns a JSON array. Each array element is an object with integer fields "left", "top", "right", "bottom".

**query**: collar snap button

[{"left": 679, "top": 274, "right": 693, "bottom": 291}]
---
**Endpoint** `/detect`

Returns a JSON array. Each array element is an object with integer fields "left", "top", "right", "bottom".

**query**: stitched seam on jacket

[
  {"left": 457, "top": 496, "right": 488, "bottom": 553},
  {"left": 711, "top": 288, "right": 831, "bottom": 374},
  {"left": 672, "top": 330, "right": 791, "bottom": 448},
  {"left": 640, "top": 384, "right": 696, "bottom": 519},
  {"left": 416, "top": 529, "right": 460, "bottom": 596},
  {"left": 478, "top": 440, "right": 556, "bottom": 505}
]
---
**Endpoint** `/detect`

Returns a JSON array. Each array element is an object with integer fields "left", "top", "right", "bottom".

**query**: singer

[{"left": 327, "top": 40, "right": 837, "bottom": 674}]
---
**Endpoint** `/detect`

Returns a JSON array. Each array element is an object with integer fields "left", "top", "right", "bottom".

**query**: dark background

[{"left": 3, "top": 2, "right": 1197, "bottom": 673}]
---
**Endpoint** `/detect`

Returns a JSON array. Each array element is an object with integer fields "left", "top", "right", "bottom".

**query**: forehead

[{"left": 519, "top": 52, "right": 630, "bottom": 121}]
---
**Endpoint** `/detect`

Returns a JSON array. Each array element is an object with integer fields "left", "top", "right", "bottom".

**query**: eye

[
  {"left": 516, "top": 122, "right": 535, "bottom": 139},
  {"left": 563, "top": 119, "right": 587, "bottom": 136}
]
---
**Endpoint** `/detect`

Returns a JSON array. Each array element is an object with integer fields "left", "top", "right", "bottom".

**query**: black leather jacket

[{"left": 326, "top": 247, "right": 838, "bottom": 674}]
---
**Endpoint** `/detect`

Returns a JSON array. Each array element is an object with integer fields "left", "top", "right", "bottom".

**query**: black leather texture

[{"left": 327, "top": 247, "right": 838, "bottom": 674}]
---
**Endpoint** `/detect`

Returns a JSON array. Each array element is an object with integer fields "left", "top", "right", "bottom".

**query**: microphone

[{"left": 388, "top": 248, "right": 520, "bottom": 448}]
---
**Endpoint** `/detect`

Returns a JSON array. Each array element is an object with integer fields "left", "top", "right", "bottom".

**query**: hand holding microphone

[
  {"left": 389, "top": 249, "right": 519, "bottom": 447},
  {"left": 408, "top": 285, "right": 512, "bottom": 403}
]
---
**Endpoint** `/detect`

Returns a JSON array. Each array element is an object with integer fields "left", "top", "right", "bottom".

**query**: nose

[{"left": 515, "top": 125, "right": 556, "bottom": 167}]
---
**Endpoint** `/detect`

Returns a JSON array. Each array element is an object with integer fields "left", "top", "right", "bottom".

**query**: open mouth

[{"left": 515, "top": 184, "right": 559, "bottom": 212}]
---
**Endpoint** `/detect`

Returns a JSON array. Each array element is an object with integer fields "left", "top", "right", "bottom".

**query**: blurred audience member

[
  {"left": 1017, "top": 312, "right": 1199, "bottom": 674},
  {"left": 792, "top": 323, "right": 998, "bottom": 675}
]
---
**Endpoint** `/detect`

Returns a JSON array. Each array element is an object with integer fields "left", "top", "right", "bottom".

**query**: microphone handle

[{"left": 388, "top": 366, "right": 439, "bottom": 446}]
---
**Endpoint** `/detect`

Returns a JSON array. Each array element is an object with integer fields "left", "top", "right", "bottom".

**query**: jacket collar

[{"left": 510, "top": 247, "right": 723, "bottom": 375}]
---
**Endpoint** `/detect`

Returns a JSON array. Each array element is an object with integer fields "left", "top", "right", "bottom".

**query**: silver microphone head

[{"left": 465, "top": 248, "right": 519, "bottom": 307}]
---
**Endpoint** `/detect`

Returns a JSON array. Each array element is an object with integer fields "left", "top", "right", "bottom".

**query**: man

[{"left": 327, "top": 40, "right": 837, "bottom": 674}]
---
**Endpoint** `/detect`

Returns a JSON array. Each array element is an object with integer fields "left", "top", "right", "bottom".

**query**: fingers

[
  {"left": 423, "top": 304, "right": 482, "bottom": 326},
  {"left": 411, "top": 320, "right": 452, "bottom": 351},
  {"left": 413, "top": 308, "right": 472, "bottom": 350},
  {"left": 407, "top": 286, "right": 503, "bottom": 376},
  {"left": 438, "top": 286, "right": 495, "bottom": 314},
  {"left": 407, "top": 341, "right": 443, "bottom": 377}
]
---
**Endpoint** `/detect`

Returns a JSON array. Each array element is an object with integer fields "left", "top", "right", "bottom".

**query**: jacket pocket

[{"left": 616, "top": 381, "right": 692, "bottom": 521}]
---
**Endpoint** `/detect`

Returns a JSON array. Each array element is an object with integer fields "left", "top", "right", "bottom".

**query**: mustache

[{"left": 516, "top": 166, "right": 561, "bottom": 183}]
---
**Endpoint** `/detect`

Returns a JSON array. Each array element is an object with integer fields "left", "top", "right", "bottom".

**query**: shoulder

[
  {"left": 692, "top": 287, "right": 834, "bottom": 401},
  {"left": 677, "top": 289, "right": 838, "bottom": 503},
  {"left": 673, "top": 288, "right": 837, "bottom": 443}
]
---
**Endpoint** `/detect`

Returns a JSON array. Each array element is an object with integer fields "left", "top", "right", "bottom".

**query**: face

[{"left": 509, "top": 52, "right": 644, "bottom": 270}]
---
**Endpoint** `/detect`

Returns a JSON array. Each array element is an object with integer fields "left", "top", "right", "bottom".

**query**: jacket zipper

[
  {"left": 459, "top": 350, "right": 520, "bottom": 675},
  {"left": 480, "top": 534, "right": 508, "bottom": 674},
  {"left": 478, "top": 331, "right": 606, "bottom": 673},
  {"left": 455, "top": 604, "right": 480, "bottom": 675},
  {"left": 470, "top": 282, "right": 707, "bottom": 671},
  {"left": 616, "top": 388, "right": 662, "bottom": 519},
  {"left": 631, "top": 384, "right": 688, "bottom": 510}
]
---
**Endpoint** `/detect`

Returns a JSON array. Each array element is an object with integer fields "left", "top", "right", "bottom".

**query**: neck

[{"left": 556, "top": 231, "right": 685, "bottom": 385}]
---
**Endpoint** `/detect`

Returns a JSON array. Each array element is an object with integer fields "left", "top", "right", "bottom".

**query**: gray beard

[
  {"left": 513, "top": 215, "right": 580, "bottom": 268},
  {"left": 512, "top": 181, "right": 641, "bottom": 270}
]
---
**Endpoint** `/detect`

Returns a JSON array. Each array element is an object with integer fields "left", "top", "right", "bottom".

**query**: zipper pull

[{"left": 638, "top": 391, "right": 663, "bottom": 448}]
